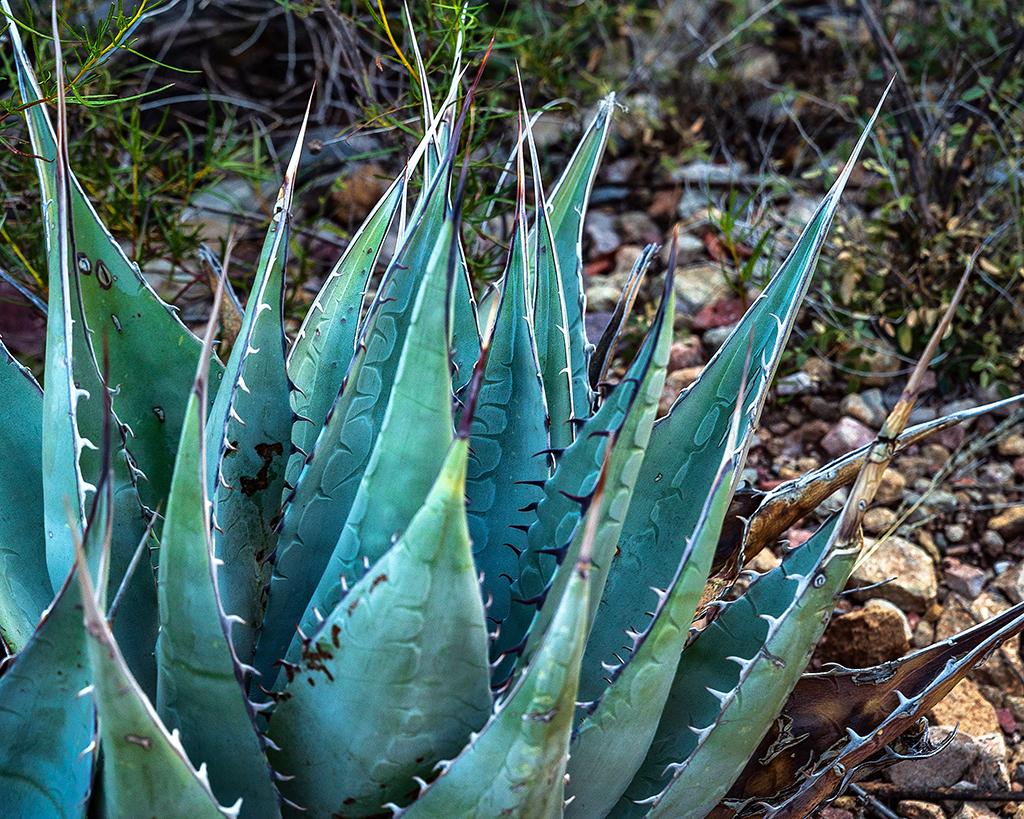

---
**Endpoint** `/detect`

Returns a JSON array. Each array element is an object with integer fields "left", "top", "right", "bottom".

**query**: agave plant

[{"left": 2, "top": 10, "right": 1023, "bottom": 819}]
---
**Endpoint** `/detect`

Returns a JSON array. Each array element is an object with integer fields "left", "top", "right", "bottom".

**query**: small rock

[
  {"left": 776, "top": 372, "right": 817, "bottom": 397},
  {"left": 658, "top": 232, "right": 704, "bottom": 264},
  {"left": 998, "top": 433, "right": 1024, "bottom": 457},
  {"left": 936, "top": 593, "right": 1024, "bottom": 695},
  {"left": 908, "top": 406, "right": 939, "bottom": 424},
  {"left": 668, "top": 337, "right": 706, "bottom": 372},
  {"left": 818, "top": 598, "right": 910, "bottom": 667},
  {"left": 932, "top": 679, "right": 1000, "bottom": 737},
  {"left": 983, "top": 529, "right": 1007, "bottom": 553},
  {"left": 850, "top": 536, "right": 938, "bottom": 613},
  {"left": 675, "top": 189, "right": 712, "bottom": 220},
  {"left": 648, "top": 188, "right": 681, "bottom": 220},
  {"left": 802, "top": 357, "right": 833, "bottom": 384},
  {"left": 925, "top": 489, "right": 959, "bottom": 515},
  {"left": 945, "top": 523, "right": 968, "bottom": 544},
  {"left": 805, "top": 396, "right": 841, "bottom": 422},
  {"left": 671, "top": 159, "right": 748, "bottom": 186},
  {"left": 586, "top": 283, "right": 623, "bottom": 312},
  {"left": 990, "top": 507, "right": 1024, "bottom": 539},
  {"left": 897, "top": 802, "right": 944, "bottom": 819},
  {"left": 912, "top": 618, "right": 935, "bottom": 647},
  {"left": 859, "top": 347, "right": 901, "bottom": 387},
  {"left": 821, "top": 417, "right": 876, "bottom": 457},
  {"left": 675, "top": 264, "right": 732, "bottom": 315},
  {"left": 944, "top": 558, "right": 987, "bottom": 599},
  {"left": 953, "top": 806, "right": 1002, "bottom": 819},
  {"left": 816, "top": 808, "right": 853, "bottom": 819},
  {"left": 584, "top": 210, "right": 621, "bottom": 256},
  {"left": 876, "top": 468, "right": 907, "bottom": 505},
  {"left": 992, "top": 560, "right": 1024, "bottom": 603},
  {"left": 702, "top": 324, "right": 735, "bottom": 352},
  {"left": 800, "top": 419, "right": 830, "bottom": 444},
  {"left": 863, "top": 506, "right": 897, "bottom": 535},
  {"left": 840, "top": 388, "right": 888, "bottom": 428},
  {"left": 887, "top": 726, "right": 975, "bottom": 788},
  {"left": 982, "top": 462, "right": 1016, "bottom": 485}
]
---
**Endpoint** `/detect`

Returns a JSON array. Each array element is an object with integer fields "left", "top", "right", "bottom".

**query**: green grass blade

[{"left": 267, "top": 439, "right": 491, "bottom": 815}]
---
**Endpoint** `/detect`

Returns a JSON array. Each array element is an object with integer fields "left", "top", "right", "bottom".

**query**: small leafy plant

[{"left": 1, "top": 8, "right": 1023, "bottom": 819}]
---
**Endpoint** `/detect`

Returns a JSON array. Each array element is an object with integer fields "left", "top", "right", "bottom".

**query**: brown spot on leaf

[
  {"left": 240, "top": 441, "right": 284, "bottom": 496},
  {"left": 125, "top": 733, "right": 152, "bottom": 749}
]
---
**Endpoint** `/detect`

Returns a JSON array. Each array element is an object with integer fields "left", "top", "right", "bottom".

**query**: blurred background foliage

[{"left": 1, "top": 0, "right": 1022, "bottom": 391}]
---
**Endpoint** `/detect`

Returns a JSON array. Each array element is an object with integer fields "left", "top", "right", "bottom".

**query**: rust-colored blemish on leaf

[{"left": 240, "top": 441, "right": 284, "bottom": 496}]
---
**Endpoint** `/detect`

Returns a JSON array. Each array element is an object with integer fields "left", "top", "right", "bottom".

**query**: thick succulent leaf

[
  {"left": 19, "top": 16, "right": 88, "bottom": 592},
  {"left": 205, "top": 122, "right": 307, "bottom": 665},
  {"left": 0, "top": 341, "right": 51, "bottom": 652},
  {"left": 465, "top": 195, "right": 550, "bottom": 630},
  {"left": 267, "top": 439, "right": 491, "bottom": 815},
  {"left": 78, "top": 554, "right": 231, "bottom": 819},
  {"left": 7, "top": 9, "right": 220, "bottom": 511},
  {"left": 589, "top": 244, "right": 654, "bottom": 389},
  {"left": 0, "top": 577, "right": 94, "bottom": 818},
  {"left": 626, "top": 238, "right": 949, "bottom": 819},
  {"left": 723, "top": 600, "right": 1024, "bottom": 813},
  {"left": 616, "top": 516, "right": 847, "bottom": 818},
  {"left": 566, "top": 429, "right": 738, "bottom": 819},
  {"left": 286, "top": 218, "right": 455, "bottom": 663},
  {"left": 533, "top": 95, "right": 615, "bottom": 420},
  {"left": 590, "top": 96, "right": 887, "bottom": 704},
  {"left": 156, "top": 388, "right": 280, "bottom": 818},
  {"left": 15, "top": 16, "right": 165, "bottom": 694},
  {"left": 259, "top": 176, "right": 456, "bottom": 677},
  {"left": 493, "top": 287, "right": 669, "bottom": 677},
  {"left": 522, "top": 280, "right": 676, "bottom": 675},
  {"left": 400, "top": 513, "right": 596, "bottom": 818},
  {"left": 286, "top": 175, "right": 403, "bottom": 487}
]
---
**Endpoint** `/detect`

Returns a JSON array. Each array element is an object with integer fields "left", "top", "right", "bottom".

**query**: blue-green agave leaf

[
  {"left": 565, "top": 385, "right": 740, "bottom": 819},
  {"left": 267, "top": 439, "right": 491, "bottom": 815},
  {"left": 522, "top": 279, "right": 676, "bottom": 674},
  {"left": 6, "top": 7, "right": 221, "bottom": 511},
  {"left": 285, "top": 218, "right": 455, "bottom": 664},
  {"left": 156, "top": 362, "right": 280, "bottom": 816},
  {"left": 618, "top": 516, "right": 848, "bottom": 818},
  {"left": 534, "top": 95, "right": 615, "bottom": 421},
  {"left": 465, "top": 167, "right": 550, "bottom": 632},
  {"left": 286, "top": 175, "right": 403, "bottom": 487},
  {"left": 77, "top": 546, "right": 234, "bottom": 818},
  {"left": 587, "top": 92, "right": 889, "bottom": 704},
  {"left": 204, "top": 112, "right": 309, "bottom": 665},
  {"left": 522, "top": 105, "right": 576, "bottom": 451},
  {"left": 0, "top": 476, "right": 113, "bottom": 819},
  {"left": 0, "top": 575, "right": 94, "bottom": 818},
  {"left": 494, "top": 278, "right": 672, "bottom": 681},
  {"left": 257, "top": 155, "right": 455, "bottom": 680},
  {"left": 399, "top": 493, "right": 599, "bottom": 819},
  {"left": 0, "top": 341, "right": 50, "bottom": 652}
]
